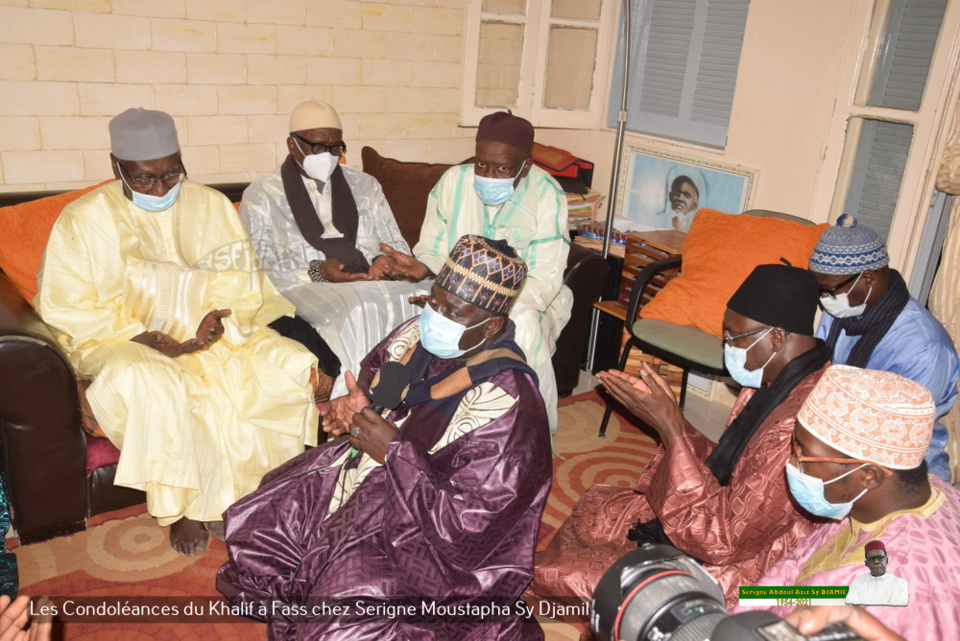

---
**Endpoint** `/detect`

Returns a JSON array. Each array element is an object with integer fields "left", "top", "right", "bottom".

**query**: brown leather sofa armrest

[
  {"left": 0, "top": 270, "right": 87, "bottom": 543},
  {"left": 0, "top": 271, "right": 30, "bottom": 329}
]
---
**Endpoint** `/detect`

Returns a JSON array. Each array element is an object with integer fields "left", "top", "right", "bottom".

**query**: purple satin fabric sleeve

[
  {"left": 217, "top": 319, "right": 552, "bottom": 640},
  {"left": 384, "top": 370, "right": 551, "bottom": 594}
]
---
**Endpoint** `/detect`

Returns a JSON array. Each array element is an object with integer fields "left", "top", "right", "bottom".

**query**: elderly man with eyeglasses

[
  {"left": 238, "top": 100, "right": 427, "bottom": 399},
  {"left": 808, "top": 214, "right": 960, "bottom": 481},
  {"left": 36, "top": 108, "right": 322, "bottom": 556},
  {"left": 533, "top": 262, "right": 830, "bottom": 608}
]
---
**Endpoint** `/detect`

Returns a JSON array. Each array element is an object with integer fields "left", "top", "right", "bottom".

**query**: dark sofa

[{"left": 0, "top": 154, "right": 607, "bottom": 545}]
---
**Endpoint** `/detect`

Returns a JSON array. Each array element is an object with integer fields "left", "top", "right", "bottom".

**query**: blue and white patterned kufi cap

[{"left": 808, "top": 214, "right": 889, "bottom": 275}]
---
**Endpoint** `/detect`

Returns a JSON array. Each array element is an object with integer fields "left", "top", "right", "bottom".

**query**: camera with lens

[{"left": 591, "top": 543, "right": 864, "bottom": 641}]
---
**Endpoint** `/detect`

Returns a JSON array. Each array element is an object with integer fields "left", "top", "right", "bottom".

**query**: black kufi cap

[{"left": 727, "top": 262, "right": 819, "bottom": 336}]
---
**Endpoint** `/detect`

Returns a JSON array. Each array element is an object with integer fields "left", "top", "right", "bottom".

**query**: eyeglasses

[
  {"left": 292, "top": 135, "right": 347, "bottom": 157},
  {"left": 865, "top": 554, "right": 887, "bottom": 563},
  {"left": 818, "top": 273, "right": 861, "bottom": 299},
  {"left": 722, "top": 325, "right": 771, "bottom": 346},
  {"left": 116, "top": 160, "right": 186, "bottom": 190},
  {"left": 790, "top": 440, "right": 893, "bottom": 475}
]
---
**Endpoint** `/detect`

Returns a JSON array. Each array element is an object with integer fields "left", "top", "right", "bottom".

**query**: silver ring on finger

[{"left": 350, "top": 426, "right": 361, "bottom": 438}]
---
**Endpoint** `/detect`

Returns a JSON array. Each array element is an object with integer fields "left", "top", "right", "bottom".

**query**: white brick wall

[
  {"left": 40, "top": 116, "right": 112, "bottom": 150},
  {"left": 0, "top": 44, "right": 36, "bottom": 81},
  {"left": 0, "top": 7, "right": 74, "bottom": 46},
  {"left": 116, "top": 51, "right": 188, "bottom": 84},
  {"left": 0, "top": 0, "right": 473, "bottom": 190},
  {"left": 0, "top": 117, "right": 42, "bottom": 152},
  {"left": 35, "top": 46, "right": 115, "bottom": 82}
]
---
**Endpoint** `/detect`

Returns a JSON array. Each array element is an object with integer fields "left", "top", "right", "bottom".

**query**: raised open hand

[
  {"left": 320, "top": 371, "right": 372, "bottom": 435},
  {"left": 597, "top": 364, "right": 685, "bottom": 445},
  {"left": 0, "top": 594, "right": 53, "bottom": 641}
]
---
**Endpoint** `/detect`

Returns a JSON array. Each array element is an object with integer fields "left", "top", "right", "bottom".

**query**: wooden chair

[{"left": 598, "top": 210, "right": 814, "bottom": 437}]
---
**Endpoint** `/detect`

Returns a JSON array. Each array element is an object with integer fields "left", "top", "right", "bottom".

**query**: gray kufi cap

[{"left": 109, "top": 108, "right": 180, "bottom": 161}]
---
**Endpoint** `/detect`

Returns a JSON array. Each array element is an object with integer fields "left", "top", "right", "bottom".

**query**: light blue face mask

[
  {"left": 723, "top": 327, "right": 776, "bottom": 388},
  {"left": 473, "top": 164, "right": 524, "bottom": 207},
  {"left": 785, "top": 461, "right": 868, "bottom": 520},
  {"left": 118, "top": 166, "right": 182, "bottom": 212},
  {"left": 418, "top": 304, "right": 490, "bottom": 359},
  {"left": 132, "top": 181, "right": 181, "bottom": 212}
]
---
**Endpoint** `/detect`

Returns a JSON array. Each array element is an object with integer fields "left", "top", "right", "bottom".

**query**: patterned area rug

[
  {"left": 540, "top": 392, "right": 658, "bottom": 551},
  {"left": 14, "top": 391, "right": 656, "bottom": 640}
]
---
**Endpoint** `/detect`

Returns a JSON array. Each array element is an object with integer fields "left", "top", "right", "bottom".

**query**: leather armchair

[{"left": 0, "top": 269, "right": 144, "bottom": 544}]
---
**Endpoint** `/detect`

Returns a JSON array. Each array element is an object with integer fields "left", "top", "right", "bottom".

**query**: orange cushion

[
  {"left": 0, "top": 181, "right": 112, "bottom": 305},
  {"left": 640, "top": 209, "right": 829, "bottom": 338}
]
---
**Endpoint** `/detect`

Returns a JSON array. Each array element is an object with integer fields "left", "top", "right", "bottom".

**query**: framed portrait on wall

[{"left": 614, "top": 144, "right": 758, "bottom": 232}]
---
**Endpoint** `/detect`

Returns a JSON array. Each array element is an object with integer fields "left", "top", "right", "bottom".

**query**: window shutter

[
  {"left": 609, "top": 0, "right": 748, "bottom": 147},
  {"left": 844, "top": 119, "right": 915, "bottom": 240},
  {"left": 691, "top": 0, "right": 749, "bottom": 126},
  {"left": 868, "top": 0, "right": 948, "bottom": 111},
  {"left": 637, "top": 0, "right": 697, "bottom": 119}
]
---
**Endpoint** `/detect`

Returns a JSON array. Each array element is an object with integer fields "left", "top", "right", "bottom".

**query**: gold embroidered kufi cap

[
  {"left": 797, "top": 365, "right": 935, "bottom": 469},
  {"left": 435, "top": 235, "right": 527, "bottom": 315}
]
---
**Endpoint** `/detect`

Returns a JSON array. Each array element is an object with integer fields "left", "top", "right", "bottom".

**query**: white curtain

[{"left": 929, "top": 99, "right": 960, "bottom": 483}]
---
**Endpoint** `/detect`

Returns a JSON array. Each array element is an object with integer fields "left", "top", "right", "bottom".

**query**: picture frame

[{"left": 613, "top": 143, "right": 757, "bottom": 232}]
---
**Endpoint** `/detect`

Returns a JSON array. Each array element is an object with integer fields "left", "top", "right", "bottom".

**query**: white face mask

[
  {"left": 294, "top": 139, "right": 337, "bottom": 183},
  {"left": 820, "top": 272, "right": 871, "bottom": 319}
]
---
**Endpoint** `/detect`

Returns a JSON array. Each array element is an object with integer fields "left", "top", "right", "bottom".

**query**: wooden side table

[{"left": 594, "top": 230, "right": 685, "bottom": 322}]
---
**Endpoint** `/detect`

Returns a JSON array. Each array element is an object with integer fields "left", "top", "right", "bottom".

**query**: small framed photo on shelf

[{"left": 614, "top": 143, "right": 757, "bottom": 232}]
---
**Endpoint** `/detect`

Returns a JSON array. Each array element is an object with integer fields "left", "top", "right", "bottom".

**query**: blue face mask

[
  {"left": 723, "top": 327, "right": 776, "bottom": 388},
  {"left": 785, "top": 461, "right": 868, "bottom": 520},
  {"left": 473, "top": 164, "right": 524, "bottom": 207},
  {"left": 118, "top": 167, "right": 182, "bottom": 213},
  {"left": 418, "top": 304, "right": 490, "bottom": 359}
]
